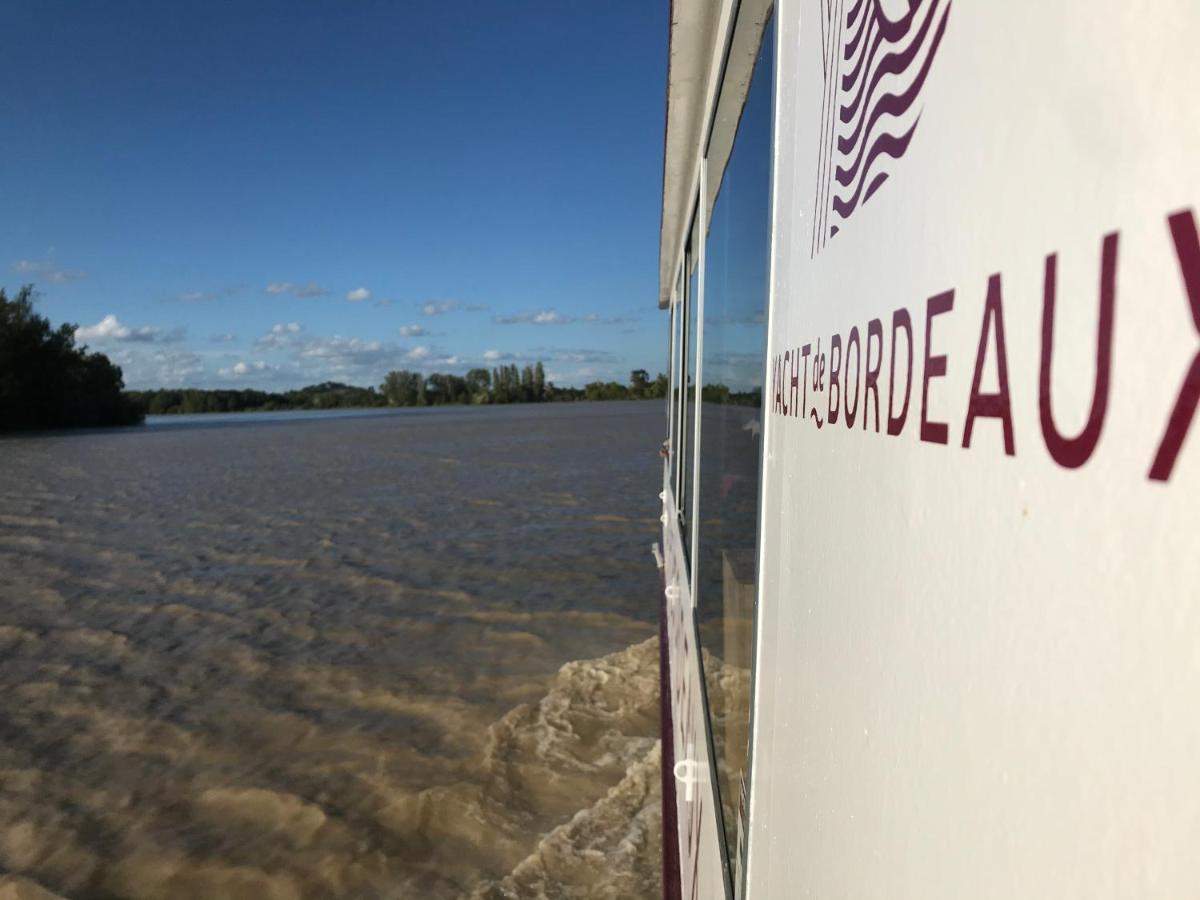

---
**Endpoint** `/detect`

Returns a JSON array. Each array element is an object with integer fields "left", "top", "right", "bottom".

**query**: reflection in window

[
  {"left": 682, "top": 242, "right": 700, "bottom": 545},
  {"left": 669, "top": 274, "right": 684, "bottom": 496},
  {"left": 696, "top": 12, "right": 774, "bottom": 879}
]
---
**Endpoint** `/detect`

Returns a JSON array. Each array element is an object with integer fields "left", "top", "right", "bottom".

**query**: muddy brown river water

[{"left": 0, "top": 400, "right": 665, "bottom": 899}]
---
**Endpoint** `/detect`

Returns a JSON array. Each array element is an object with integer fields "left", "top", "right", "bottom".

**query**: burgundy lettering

[
  {"left": 777, "top": 355, "right": 787, "bottom": 422},
  {"left": 887, "top": 308, "right": 913, "bottom": 436},
  {"left": 772, "top": 354, "right": 782, "bottom": 414},
  {"left": 920, "top": 291, "right": 954, "bottom": 444},
  {"left": 1149, "top": 210, "right": 1200, "bottom": 481},
  {"left": 864, "top": 318, "right": 882, "bottom": 432},
  {"left": 789, "top": 346, "right": 801, "bottom": 417},
  {"left": 1038, "top": 232, "right": 1118, "bottom": 469},
  {"left": 963, "top": 274, "right": 1015, "bottom": 455},
  {"left": 828, "top": 334, "right": 842, "bottom": 425},
  {"left": 812, "top": 339, "right": 825, "bottom": 428},
  {"left": 845, "top": 326, "right": 861, "bottom": 428},
  {"left": 801, "top": 343, "right": 811, "bottom": 420}
]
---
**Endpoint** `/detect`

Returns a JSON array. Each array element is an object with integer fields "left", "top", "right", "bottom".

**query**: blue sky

[{"left": 1, "top": 1, "right": 667, "bottom": 390}]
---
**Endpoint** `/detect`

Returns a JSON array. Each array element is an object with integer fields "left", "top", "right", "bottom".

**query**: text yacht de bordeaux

[{"left": 770, "top": 207, "right": 1200, "bottom": 483}]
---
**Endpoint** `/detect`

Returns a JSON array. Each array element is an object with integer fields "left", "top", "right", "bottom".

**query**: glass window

[
  {"left": 669, "top": 272, "right": 685, "bottom": 495},
  {"left": 695, "top": 10, "right": 774, "bottom": 880},
  {"left": 666, "top": 301, "right": 675, "bottom": 433},
  {"left": 681, "top": 239, "right": 700, "bottom": 542}
]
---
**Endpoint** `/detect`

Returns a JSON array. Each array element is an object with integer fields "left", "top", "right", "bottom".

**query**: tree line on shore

[
  {"left": 1, "top": 285, "right": 670, "bottom": 429},
  {"left": 130, "top": 365, "right": 668, "bottom": 415}
]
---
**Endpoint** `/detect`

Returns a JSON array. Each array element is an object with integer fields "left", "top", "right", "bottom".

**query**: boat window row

[{"left": 664, "top": 8, "right": 776, "bottom": 895}]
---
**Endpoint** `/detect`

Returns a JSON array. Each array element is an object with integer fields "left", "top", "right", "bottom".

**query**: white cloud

[
  {"left": 398, "top": 324, "right": 429, "bottom": 337},
  {"left": 295, "top": 336, "right": 392, "bottom": 369},
  {"left": 554, "top": 350, "right": 611, "bottom": 363},
  {"left": 10, "top": 259, "right": 86, "bottom": 283},
  {"left": 494, "top": 309, "right": 574, "bottom": 325},
  {"left": 422, "top": 299, "right": 460, "bottom": 316},
  {"left": 346, "top": 287, "right": 371, "bottom": 302},
  {"left": 288, "top": 335, "right": 459, "bottom": 378},
  {"left": 108, "top": 348, "right": 205, "bottom": 388},
  {"left": 265, "top": 281, "right": 329, "bottom": 298},
  {"left": 76, "top": 314, "right": 131, "bottom": 341},
  {"left": 152, "top": 350, "right": 204, "bottom": 383},
  {"left": 582, "top": 312, "right": 637, "bottom": 324},
  {"left": 256, "top": 322, "right": 303, "bottom": 350},
  {"left": 702, "top": 351, "right": 767, "bottom": 391},
  {"left": 481, "top": 349, "right": 532, "bottom": 362},
  {"left": 494, "top": 309, "right": 636, "bottom": 326},
  {"left": 705, "top": 311, "right": 764, "bottom": 326},
  {"left": 74, "top": 315, "right": 185, "bottom": 344},
  {"left": 210, "top": 333, "right": 237, "bottom": 343},
  {"left": 420, "top": 299, "right": 489, "bottom": 317},
  {"left": 529, "top": 347, "right": 617, "bottom": 364},
  {"left": 218, "top": 360, "right": 274, "bottom": 378},
  {"left": 244, "top": 320, "right": 466, "bottom": 383},
  {"left": 164, "top": 286, "right": 238, "bottom": 304}
]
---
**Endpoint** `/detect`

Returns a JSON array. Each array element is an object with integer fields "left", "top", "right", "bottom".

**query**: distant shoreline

[
  {"left": 141, "top": 397, "right": 661, "bottom": 422},
  {"left": 134, "top": 393, "right": 664, "bottom": 418},
  {"left": 126, "top": 367, "right": 669, "bottom": 417}
]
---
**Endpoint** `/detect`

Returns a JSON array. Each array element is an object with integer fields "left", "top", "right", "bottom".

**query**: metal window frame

[
  {"left": 659, "top": 2, "right": 777, "bottom": 896},
  {"left": 685, "top": 5, "right": 778, "bottom": 898},
  {"left": 688, "top": 159, "right": 708, "bottom": 595}
]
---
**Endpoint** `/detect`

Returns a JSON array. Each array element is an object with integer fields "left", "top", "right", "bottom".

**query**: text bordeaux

[{"left": 771, "top": 208, "right": 1200, "bottom": 482}]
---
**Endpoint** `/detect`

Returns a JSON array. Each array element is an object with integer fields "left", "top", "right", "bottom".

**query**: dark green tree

[
  {"left": 534, "top": 361, "right": 546, "bottom": 400},
  {"left": 629, "top": 369, "right": 651, "bottom": 398},
  {"left": 382, "top": 370, "right": 421, "bottom": 406},
  {"left": 465, "top": 368, "right": 491, "bottom": 403},
  {"left": 0, "top": 285, "right": 143, "bottom": 430},
  {"left": 520, "top": 364, "right": 534, "bottom": 402},
  {"left": 584, "top": 380, "right": 631, "bottom": 401}
]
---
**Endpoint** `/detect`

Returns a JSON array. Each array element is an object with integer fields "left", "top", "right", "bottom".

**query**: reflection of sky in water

[{"left": 0, "top": 402, "right": 664, "bottom": 899}]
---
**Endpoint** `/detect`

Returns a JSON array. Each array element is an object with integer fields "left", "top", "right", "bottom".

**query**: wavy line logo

[{"left": 811, "top": 0, "right": 951, "bottom": 255}]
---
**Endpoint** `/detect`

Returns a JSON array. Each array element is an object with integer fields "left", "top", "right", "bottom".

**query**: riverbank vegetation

[
  {"left": 2, "top": 285, "right": 671, "bottom": 427},
  {"left": 131, "top": 366, "right": 669, "bottom": 415},
  {"left": 1, "top": 286, "right": 143, "bottom": 431}
]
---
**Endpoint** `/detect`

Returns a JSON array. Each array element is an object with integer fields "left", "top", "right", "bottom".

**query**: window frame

[
  {"left": 669, "top": 268, "right": 685, "bottom": 495},
  {"left": 677, "top": 5, "right": 777, "bottom": 898},
  {"left": 686, "top": 162, "right": 708, "bottom": 576}
]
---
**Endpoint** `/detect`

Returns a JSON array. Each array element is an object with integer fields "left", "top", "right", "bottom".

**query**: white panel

[
  {"left": 664, "top": 490, "right": 731, "bottom": 900},
  {"left": 751, "top": 0, "right": 1200, "bottom": 897}
]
